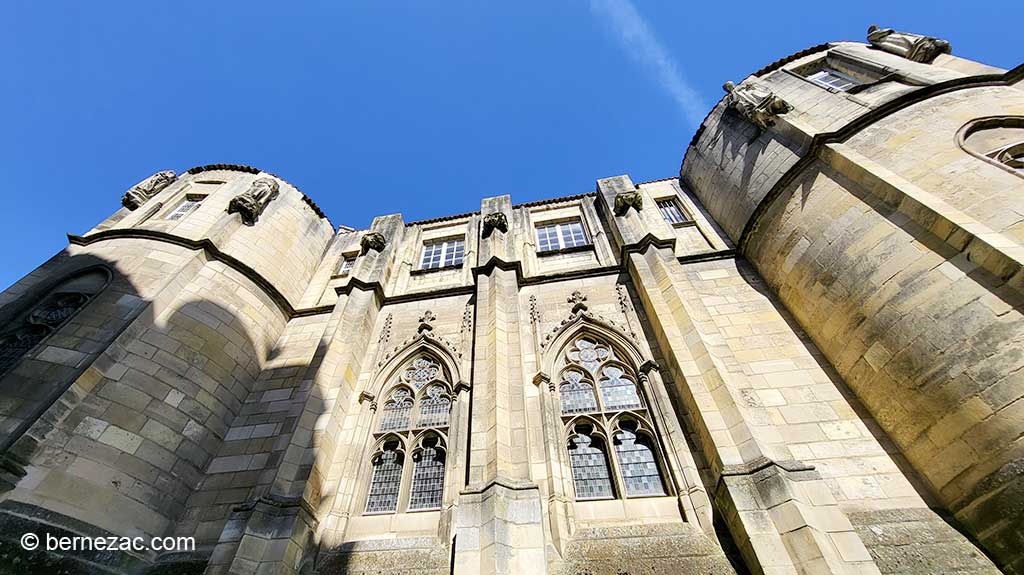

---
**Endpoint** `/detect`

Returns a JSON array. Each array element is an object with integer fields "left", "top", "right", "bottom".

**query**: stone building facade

[{"left": 0, "top": 27, "right": 1021, "bottom": 575}]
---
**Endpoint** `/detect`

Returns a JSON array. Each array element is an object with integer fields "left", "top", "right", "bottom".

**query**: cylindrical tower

[
  {"left": 682, "top": 28, "right": 1024, "bottom": 572},
  {"left": 0, "top": 165, "right": 334, "bottom": 572}
]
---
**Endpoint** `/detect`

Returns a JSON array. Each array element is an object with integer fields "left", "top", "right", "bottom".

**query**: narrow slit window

[
  {"left": 656, "top": 198, "right": 690, "bottom": 225},
  {"left": 420, "top": 238, "right": 465, "bottom": 270},
  {"left": 536, "top": 219, "right": 589, "bottom": 252}
]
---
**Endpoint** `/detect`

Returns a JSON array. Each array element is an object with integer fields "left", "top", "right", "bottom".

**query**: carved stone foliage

[
  {"left": 613, "top": 190, "right": 643, "bottom": 216},
  {"left": 723, "top": 80, "right": 792, "bottom": 131},
  {"left": 867, "top": 25, "right": 951, "bottom": 63},
  {"left": 228, "top": 177, "right": 280, "bottom": 225},
  {"left": 540, "top": 290, "right": 639, "bottom": 351},
  {"left": 121, "top": 170, "right": 176, "bottom": 210},
  {"left": 361, "top": 231, "right": 387, "bottom": 254},
  {"left": 481, "top": 212, "right": 508, "bottom": 237}
]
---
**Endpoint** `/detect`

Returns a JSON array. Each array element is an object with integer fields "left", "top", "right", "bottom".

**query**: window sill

[
  {"left": 330, "top": 272, "right": 351, "bottom": 280},
  {"left": 410, "top": 263, "right": 464, "bottom": 275},
  {"left": 537, "top": 244, "right": 594, "bottom": 257},
  {"left": 671, "top": 221, "right": 696, "bottom": 229}
]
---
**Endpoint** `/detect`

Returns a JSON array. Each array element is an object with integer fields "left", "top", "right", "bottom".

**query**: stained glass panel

[
  {"left": 417, "top": 385, "right": 451, "bottom": 428},
  {"left": 614, "top": 429, "right": 665, "bottom": 497},
  {"left": 408, "top": 438, "right": 446, "bottom": 510},
  {"left": 599, "top": 366, "right": 642, "bottom": 411},
  {"left": 559, "top": 371, "right": 598, "bottom": 414},
  {"left": 378, "top": 388, "right": 413, "bottom": 432},
  {"left": 568, "top": 431, "right": 614, "bottom": 500},
  {"left": 366, "top": 443, "right": 403, "bottom": 513}
]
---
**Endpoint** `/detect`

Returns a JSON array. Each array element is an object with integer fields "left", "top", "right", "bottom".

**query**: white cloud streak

[{"left": 589, "top": 0, "right": 706, "bottom": 126}]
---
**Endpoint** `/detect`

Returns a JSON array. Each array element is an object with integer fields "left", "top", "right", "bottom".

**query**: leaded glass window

[
  {"left": 568, "top": 427, "right": 614, "bottom": 500},
  {"left": 566, "top": 337, "right": 611, "bottom": 374},
  {"left": 417, "top": 385, "right": 451, "bottom": 428},
  {"left": 378, "top": 388, "right": 413, "bottom": 432},
  {"left": 366, "top": 441, "right": 404, "bottom": 513},
  {"left": 614, "top": 427, "right": 666, "bottom": 497},
  {"left": 408, "top": 436, "right": 446, "bottom": 510},
  {"left": 366, "top": 353, "right": 454, "bottom": 515},
  {"left": 599, "top": 366, "right": 642, "bottom": 411},
  {"left": 559, "top": 371, "right": 598, "bottom": 414}
]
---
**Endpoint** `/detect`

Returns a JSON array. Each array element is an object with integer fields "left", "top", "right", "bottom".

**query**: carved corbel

[
  {"left": 481, "top": 212, "right": 508, "bottom": 237},
  {"left": 453, "top": 381, "right": 471, "bottom": 395},
  {"left": 867, "top": 25, "right": 951, "bottom": 63},
  {"left": 532, "top": 372, "right": 554, "bottom": 392},
  {"left": 360, "top": 231, "right": 386, "bottom": 254},
  {"left": 613, "top": 190, "right": 643, "bottom": 216},
  {"left": 723, "top": 80, "right": 792, "bottom": 131},
  {"left": 227, "top": 177, "right": 280, "bottom": 225},
  {"left": 121, "top": 170, "right": 177, "bottom": 210}
]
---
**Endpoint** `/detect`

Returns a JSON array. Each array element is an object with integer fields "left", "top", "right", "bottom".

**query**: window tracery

[
  {"left": 364, "top": 353, "right": 453, "bottom": 514},
  {"left": 555, "top": 334, "right": 670, "bottom": 501}
]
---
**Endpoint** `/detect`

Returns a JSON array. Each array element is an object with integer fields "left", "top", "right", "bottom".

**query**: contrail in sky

[{"left": 589, "top": 0, "right": 707, "bottom": 126}]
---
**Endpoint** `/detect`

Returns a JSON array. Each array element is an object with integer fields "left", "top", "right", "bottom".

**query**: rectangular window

[
  {"left": 337, "top": 255, "right": 356, "bottom": 276},
  {"left": 656, "top": 198, "right": 690, "bottom": 225},
  {"left": 166, "top": 195, "right": 206, "bottom": 221},
  {"left": 536, "top": 219, "right": 589, "bottom": 252},
  {"left": 806, "top": 68, "right": 861, "bottom": 91},
  {"left": 420, "top": 238, "right": 465, "bottom": 270}
]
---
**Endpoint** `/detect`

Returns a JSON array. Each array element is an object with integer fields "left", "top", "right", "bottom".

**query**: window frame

[
  {"left": 535, "top": 218, "right": 591, "bottom": 254},
  {"left": 655, "top": 197, "right": 691, "bottom": 227},
  {"left": 164, "top": 194, "right": 207, "bottom": 221},
  {"left": 418, "top": 237, "right": 465, "bottom": 271},
  {"left": 335, "top": 254, "right": 357, "bottom": 277},
  {"left": 805, "top": 68, "right": 862, "bottom": 92}
]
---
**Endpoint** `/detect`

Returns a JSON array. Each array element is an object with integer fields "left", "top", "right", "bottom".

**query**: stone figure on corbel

[
  {"left": 722, "top": 80, "right": 792, "bottom": 131},
  {"left": 121, "top": 170, "right": 177, "bottom": 210},
  {"left": 228, "top": 177, "right": 280, "bottom": 225},
  {"left": 867, "top": 25, "right": 951, "bottom": 63}
]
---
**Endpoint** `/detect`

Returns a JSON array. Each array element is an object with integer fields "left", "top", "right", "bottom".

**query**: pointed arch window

[
  {"left": 364, "top": 354, "right": 454, "bottom": 514},
  {"left": 0, "top": 268, "right": 110, "bottom": 379},
  {"left": 554, "top": 334, "right": 671, "bottom": 501},
  {"left": 409, "top": 435, "right": 447, "bottom": 510},
  {"left": 366, "top": 440, "right": 404, "bottom": 513},
  {"left": 568, "top": 424, "right": 615, "bottom": 500}
]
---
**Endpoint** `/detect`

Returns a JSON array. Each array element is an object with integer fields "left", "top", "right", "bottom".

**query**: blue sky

[{"left": 0, "top": 1, "right": 1017, "bottom": 290}]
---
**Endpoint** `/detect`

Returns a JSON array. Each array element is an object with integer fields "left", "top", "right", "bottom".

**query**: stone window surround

[
  {"left": 786, "top": 50, "right": 899, "bottom": 95},
  {"left": 550, "top": 335, "right": 673, "bottom": 503},
  {"left": 364, "top": 432, "right": 449, "bottom": 515},
  {"left": 416, "top": 236, "right": 466, "bottom": 272},
  {"left": 332, "top": 253, "right": 358, "bottom": 278},
  {"left": 654, "top": 196, "right": 694, "bottom": 228},
  {"left": 535, "top": 217, "right": 592, "bottom": 253}
]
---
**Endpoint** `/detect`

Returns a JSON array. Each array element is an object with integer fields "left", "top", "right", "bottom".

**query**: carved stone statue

[
  {"left": 866, "top": 25, "right": 951, "bottom": 63},
  {"left": 121, "top": 170, "right": 177, "bottom": 210},
  {"left": 227, "top": 178, "right": 280, "bottom": 226},
  {"left": 723, "top": 80, "right": 792, "bottom": 131},
  {"left": 481, "top": 212, "right": 508, "bottom": 237},
  {"left": 361, "top": 231, "right": 387, "bottom": 254},
  {"left": 613, "top": 191, "right": 643, "bottom": 216}
]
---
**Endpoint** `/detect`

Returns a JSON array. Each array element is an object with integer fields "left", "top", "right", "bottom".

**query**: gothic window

[
  {"left": 408, "top": 435, "right": 446, "bottom": 510},
  {"left": 365, "top": 353, "right": 453, "bottom": 514},
  {"left": 378, "top": 387, "right": 413, "bottom": 432},
  {"left": 555, "top": 334, "right": 670, "bottom": 501},
  {"left": 613, "top": 421, "right": 666, "bottom": 497},
  {"left": 417, "top": 384, "right": 452, "bottom": 428},
  {"left": 420, "top": 238, "right": 465, "bottom": 270},
  {"left": 536, "top": 219, "right": 589, "bottom": 252},
  {"left": 0, "top": 268, "right": 109, "bottom": 379},
  {"left": 568, "top": 424, "right": 615, "bottom": 500},
  {"left": 599, "top": 366, "right": 643, "bottom": 411},
  {"left": 656, "top": 198, "right": 690, "bottom": 225},
  {"left": 559, "top": 370, "right": 598, "bottom": 414},
  {"left": 366, "top": 440, "right": 404, "bottom": 514}
]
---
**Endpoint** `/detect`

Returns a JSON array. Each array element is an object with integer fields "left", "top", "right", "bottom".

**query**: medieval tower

[{"left": 0, "top": 27, "right": 1021, "bottom": 575}]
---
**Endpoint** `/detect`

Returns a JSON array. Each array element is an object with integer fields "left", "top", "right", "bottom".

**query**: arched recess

[
  {"left": 957, "top": 116, "right": 1024, "bottom": 178},
  {"left": 533, "top": 310, "right": 716, "bottom": 540},
  {"left": 331, "top": 332, "right": 469, "bottom": 543},
  {"left": 0, "top": 266, "right": 112, "bottom": 379}
]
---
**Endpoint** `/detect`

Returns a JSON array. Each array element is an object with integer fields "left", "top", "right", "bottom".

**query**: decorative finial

[
  {"left": 567, "top": 291, "right": 588, "bottom": 314},
  {"left": 418, "top": 310, "right": 436, "bottom": 333}
]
